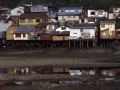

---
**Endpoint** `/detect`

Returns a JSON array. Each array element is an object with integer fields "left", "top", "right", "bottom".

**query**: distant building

[
  {"left": 108, "top": 7, "right": 120, "bottom": 19},
  {"left": 11, "top": 7, "right": 24, "bottom": 16}
]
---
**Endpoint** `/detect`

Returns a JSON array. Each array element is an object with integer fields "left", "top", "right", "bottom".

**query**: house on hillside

[
  {"left": 108, "top": 7, "right": 120, "bottom": 19},
  {"left": 35, "top": 21, "right": 58, "bottom": 40},
  {"left": 19, "top": 13, "right": 49, "bottom": 32},
  {"left": 11, "top": 7, "right": 24, "bottom": 16},
  {"left": 30, "top": 4, "right": 58, "bottom": 19},
  {"left": 68, "top": 20, "right": 97, "bottom": 40},
  {"left": 0, "top": 8, "right": 11, "bottom": 16},
  {"left": 58, "top": 7, "right": 83, "bottom": 21},
  {"left": 87, "top": 9, "right": 108, "bottom": 18},
  {"left": 100, "top": 20, "right": 116, "bottom": 39}
]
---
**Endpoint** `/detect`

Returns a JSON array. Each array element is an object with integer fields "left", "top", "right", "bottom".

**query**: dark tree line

[{"left": 0, "top": 0, "right": 120, "bottom": 10}]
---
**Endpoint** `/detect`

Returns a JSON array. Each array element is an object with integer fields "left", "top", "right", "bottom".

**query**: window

[
  {"left": 61, "top": 27, "right": 66, "bottom": 30},
  {"left": 68, "top": 16, "right": 71, "bottom": 18},
  {"left": 81, "top": 19, "right": 84, "bottom": 23},
  {"left": 61, "top": 10, "right": 65, "bottom": 12},
  {"left": 73, "top": 16, "right": 75, "bottom": 18},
  {"left": 98, "top": 11, "right": 103, "bottom": 15},
  {"left": 23, "top": 34, "right": 26, "bottom": 37},
  {"left": 20, "top": 19, "right": 25, "bottom": 23},
  {"left": 74, "top": 10, "right": 79, "bottom": 12},
  {"left": 36, "top": 19, "right": 40, "bottom": 22},
  {"left": 81, "top": 29, "right": 83, "bottom": 32},
  {"left": 48, "top": 26, "right": 53, "bottom": 29},
  {"left": 109, "top": 24, "right": 112, "bottom": 28},
  {"left": 15, "top": 34, "right": 21, "bottom": 38},
  {"left": 43, "top": 6, "right": 47, "bottom": 10},
  {"left": 33, "top": 6, "right": 39, "bottom": 10},
  {"left": 73, "top": 33, "right": 77, "bottom": 36},
  {"left": 62, "top": 16, "right": 64, "bottom": 19},
  {"left": 101, "top": 24, "right": 105, "bottom": 27},
  {"left": 17, "top": 10, "right": 22, "bottom": 14},
  {"left": 91, "top": 12, "right": 95, "bottom": 15},
  {"left": 28, "top": 19, "right": 33, "bottom": 23}
]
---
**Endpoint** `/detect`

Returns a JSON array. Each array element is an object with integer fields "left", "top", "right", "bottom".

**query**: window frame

[
  {"left": 28, "top": 19, "right": 33, "bottom": 23},
  {"left": 20, "top": 19, "right": 25, "bottom": 23}
]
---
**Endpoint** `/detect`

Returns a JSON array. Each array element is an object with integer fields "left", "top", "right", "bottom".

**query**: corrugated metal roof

[
  {"left": 19, "top": 13, "right": 47, "bottom": 19},
  {"left": 51, "top": 19, "right": 57, "bottom": 22},
  {"left": 57, "top": 12, "right": 80, "bottom": 16},
  {"left": 14, "top": 26, "right": 29, "bottom": 34},
  {"left": 59, "top": 7, "right": 83, "bottom": 10},
  {"left": 0, "top": 22, "right": 12, "bottom": 31}
]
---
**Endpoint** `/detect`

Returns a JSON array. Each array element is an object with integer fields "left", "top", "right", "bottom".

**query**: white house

[
  {"left": 56, "top": 26, "right": 70, "bottom": 32},
  {"left": 11, "top": 7, "right": 24, "bottom": 16},
  {"left": 87, "top": 9, "right": 108, "bottom": 18},
  {"left": 108, "top": 7, "right": 120, "bottom": 19}
]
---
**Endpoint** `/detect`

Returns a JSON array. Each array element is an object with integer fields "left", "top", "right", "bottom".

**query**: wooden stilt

[{"left": 74, "top": 40, "right": 75, "bottom": 48}]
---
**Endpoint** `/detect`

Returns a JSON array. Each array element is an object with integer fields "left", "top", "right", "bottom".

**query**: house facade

[
  {"left": 100, "top": 20, "right": 116, "bottom": 38},
  {"left": 87, "top": 9, "right": 108, "bottom": 18},
  {"left": 19, "top": 13, "right": 49, "bottom": 32},
  {"left": 108, "top": 7, "right": 120, "bottom": 19},
  {"left": 30, "top": 4, "right": 58, "bottom": 18},
  {"left": 13, "top": 27, "right": 30, "bottom": 40},
  {"left": 58, "top": 7, "right": 83, "bottom": 21},
  {"left": 11, "top": 7, "right": 24, "bottom": 16},
  {"left": 57, "top": 12, "right": 81, "bottom": 21}
]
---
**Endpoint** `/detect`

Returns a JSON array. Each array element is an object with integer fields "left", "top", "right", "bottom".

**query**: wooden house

[
  {"left": 108, "top": 7, "right": 120, "bottom": 19},
  {"left": 23, "top": 4, "right": 32, "bottom": 13},
  {"left": 53, "top": 31, "right": 70, "bottom": 41},
  {"left": 87, "top": 9, "right": 108, "bottom": 18},
  {"left": 58, "top": 7, "right": 83, "bottom": 21},
  {"left": 100, "top": 20, "right": 116, "bottom": 39},
  {"left": 6, "top": 26, "right": 18, "bottom": 40},
  {"left": 19, "top": 13, "right": 49, "bottom": 32},
  {"left": 30, "top": 4, "right": 58, "bottom": 18},
  {"left": 0, "top": 8, "right": 11, "bottom": 16},
  {"left": 13, "top": 26, "right": 30, "bottom": 40},
  {"left": 35, "top": 20, "right": 58, "bottom": 40},
  {"left": 4, "top": 17, "right": 19, "bottom": 26}
]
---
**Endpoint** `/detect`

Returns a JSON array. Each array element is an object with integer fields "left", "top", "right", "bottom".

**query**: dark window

[
  {"left": 81, "top": 29, "right": 83, "bottom": 32},
  {"left": 36, "top": 19, "right": 40, "bottom": 22},
  {"left": 17, "top": 11, "right": 22, "bottom": 14},
  {"left": 61, "top": 27, "right": 66, "bottom": 30},
  {"left": 91, "top": 12, "right": 95, "bottom": 15},
  {"left": 15, "top": 34, "right": 21, "bottom": 37},
  {"left": 82, "top": 19, "right": 84, "bottom": 23},
  {"left": 23, "top": 34, "right": 26, "bottom": 37},
  {"left": 44, "top": 34, "right": 49, "bottom": 37}
]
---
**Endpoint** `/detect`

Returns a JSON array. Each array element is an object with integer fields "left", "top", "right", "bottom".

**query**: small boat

[{"left": 14, "top": 82, "right": 25, "bottom": 85}]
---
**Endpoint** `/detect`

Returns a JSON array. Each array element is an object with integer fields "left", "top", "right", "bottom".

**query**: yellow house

[
  {"left": 19, "top": 13, "right": 49, "bottom": 29},
  {"left": 100, "top": 20, "right": 116, "bottom": 38}
]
